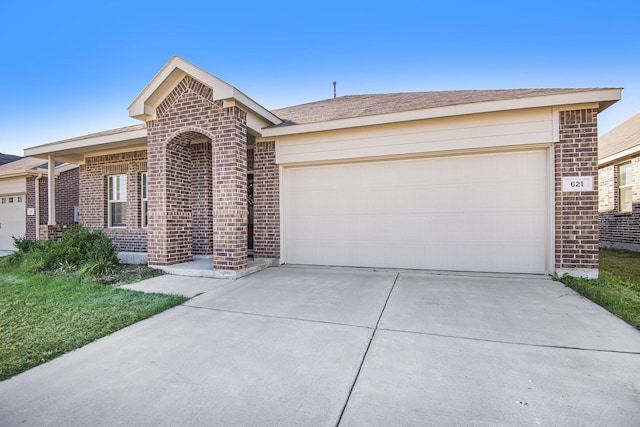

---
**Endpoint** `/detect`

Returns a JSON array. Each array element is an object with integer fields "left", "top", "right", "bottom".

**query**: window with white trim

[
  {"left": 619, "top": 162, "right": 632, "bottom": 213},
  {"left": 108, "top": 175, "right": 127, "bottom": 227},
  {"left": 141, "top": 172, "right": 148, "bottom": 228}
]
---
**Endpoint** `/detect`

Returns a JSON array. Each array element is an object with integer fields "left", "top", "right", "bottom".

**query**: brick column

[
  {"left": 253, "top": 140, "right": 280, "bottom": 259},
  {"left": 555, "top": 108, "right": 599, "bottom": 278},
  {"left": 212, "top": 107, "right": 248, "bottom": 270}
]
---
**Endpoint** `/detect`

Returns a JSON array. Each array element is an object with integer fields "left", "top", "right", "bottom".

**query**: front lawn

[
  {"left": 557, "top": 248, "right": 640, "bottom": 330},
  {"left": 0, "top": 265, "right": 187, "bottom": 381}
]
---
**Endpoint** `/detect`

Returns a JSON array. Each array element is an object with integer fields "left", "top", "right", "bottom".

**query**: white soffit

[
  {"left": 24, "top": 127, "right": 148, "bottom": 163},
  {"left": 128, "top": 56, "right": 281, "bottom": 128},
  {"left": 262, "top": 88, "right": 622, "bottom": 137}
]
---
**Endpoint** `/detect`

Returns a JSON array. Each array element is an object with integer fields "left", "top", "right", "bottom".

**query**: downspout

[{"left": 35, "top": 175, "right": 42, "bottom": 240}]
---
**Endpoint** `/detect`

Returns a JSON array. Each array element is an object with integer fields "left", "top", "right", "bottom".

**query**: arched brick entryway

[{"left": 145, "top": 75, "right": 248, "bottom": 271}]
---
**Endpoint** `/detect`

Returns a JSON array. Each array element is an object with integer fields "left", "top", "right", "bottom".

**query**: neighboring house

[
  {"left": 0, "top": 153, "right": 22, "bottom": 166},
  {"left": 598, "top": 113, "right": 640, "bottom": 251},
  {"left": 24, "top": 56, "right": 621, "bottom": 278},
  {"left": 0, "top": 157, "right": 79, "bottom": 250}
]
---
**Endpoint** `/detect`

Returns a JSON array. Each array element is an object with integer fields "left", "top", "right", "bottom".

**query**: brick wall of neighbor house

[
  {"left": 79, "top": 151, "right": 148, "bottom": 252},
  {"left": 253, "top": 140, "right": 280, "bottom": 259},
  {"left": 25, "top": 167, "right": 80, "bottom": 240},
  {"left": 555, "top": 109, "right": 599, "bottom": 273},
  {"left": 599, "top": 155, "right": 640, "bottom": 250},
  {"left": 146, "top": 75, "right": 248, "bottom": 269}
]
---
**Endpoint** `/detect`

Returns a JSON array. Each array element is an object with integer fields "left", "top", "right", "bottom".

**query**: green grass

[
  {"left": 0, "top": 265, "right": 187, "bottom": 381},
  {"left": 557, "top": 248, "right": 640, "bottom": 330}
]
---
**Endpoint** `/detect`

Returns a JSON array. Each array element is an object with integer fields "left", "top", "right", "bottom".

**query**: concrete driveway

[{"left": 1, "top": 266, "right": 639, "bottom": 426}]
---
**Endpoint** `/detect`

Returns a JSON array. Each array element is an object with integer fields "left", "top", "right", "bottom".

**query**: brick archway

[{"left": 145, "top": 75, "right": 248, "bottom": 270}]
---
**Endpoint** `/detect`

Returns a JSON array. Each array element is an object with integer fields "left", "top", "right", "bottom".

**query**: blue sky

[{"left": 0, "top": 0, "right": 638, "bottom": 156}]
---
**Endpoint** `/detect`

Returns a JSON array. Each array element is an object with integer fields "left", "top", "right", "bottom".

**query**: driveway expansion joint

[
  {"left": 377, "top": 327, "right": 640, "bottom": 355},
  {"left": 335, "top": 272, "right": 400, "bottom": 426},
  {"left": 182, "top": 303, "right": 374, "bottom": 330}
]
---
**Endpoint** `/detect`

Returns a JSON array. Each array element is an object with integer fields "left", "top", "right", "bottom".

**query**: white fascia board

[
  {"left": 128, "top": 56, "right": 281, "bottom": 126},
  {"left": 599, "top": 145, "right": 640, "bottom": 166},
  {"left": 0, "top": 171, "right": 28, "bottom": 179},
  {"left": 24, "top": 127, "right": 148, "bottom": 159},
  {"left": 229, "top": 90, "right": 282, "bottom": 126},
  {"left": 262, "top": 89, "right": 622, "bottom": 138},
  {"left": 29, "top": 163, "right": 79, "bottom": 175}
]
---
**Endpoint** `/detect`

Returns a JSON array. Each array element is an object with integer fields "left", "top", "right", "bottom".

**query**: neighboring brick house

[
  {"left": 598, "top": 113, "right": 640, "bottom": 251},
  {"left": 0, "top": 158, "right": 78, "bottom": 250},
  {"left": 24, "top": 56, "right": 621, "bottom": 278}
]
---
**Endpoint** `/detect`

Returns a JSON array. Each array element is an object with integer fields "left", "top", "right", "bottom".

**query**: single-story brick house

[
  {"left": 598, "top": 113, "right": 640, "bottom": 251},
  {"left": 24, "top": 56, "right": 621, "bottom": 278},
  {"left": 0, "top": 158, "right": 79, "bottom": 250}
]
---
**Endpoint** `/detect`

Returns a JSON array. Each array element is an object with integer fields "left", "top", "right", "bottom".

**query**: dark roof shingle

[
  {"left": 0, "top": 153, "right": 22, "bottom": 166},
  {"left": 271, "top": 88, "right": 611, "bottom": 126}
]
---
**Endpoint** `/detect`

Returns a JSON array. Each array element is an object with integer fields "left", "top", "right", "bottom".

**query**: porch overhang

[{"left": 23, "top": 125, "right": 148, "bottom": 164}]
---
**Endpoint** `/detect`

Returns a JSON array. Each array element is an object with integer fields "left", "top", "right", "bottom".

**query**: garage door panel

[
  {"left": 283, "top": 150, "right": 548, "bottom": 274},
  {"left": 0, "top": 194, "right": 26, "bottom": 251}
]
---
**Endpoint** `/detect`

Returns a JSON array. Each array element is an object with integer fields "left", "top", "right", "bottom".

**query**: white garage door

[
  {"left": 282, "top": 150, "right": 549, "bottom": 274},
  {"left": 0, "top": 194, "right": 26, "bottom": 251}
]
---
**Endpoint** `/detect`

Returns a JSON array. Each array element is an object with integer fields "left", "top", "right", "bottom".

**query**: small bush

[
  {"left": 11, "top": 225, "right": 119, "bottom": 276},
  {"left": 12, "top": 235, "right": 37, "bottom": 253},
  {"left": 78, "top": 260, "right": 115, "bottom": 277}
]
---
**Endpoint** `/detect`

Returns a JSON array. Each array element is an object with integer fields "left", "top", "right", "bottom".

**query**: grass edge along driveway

[
  {"left": 0, "top": 267, "right": 187, "bottom": 381},
  {"left": 557, "top": 248, "right": 640, "bottom": 330}
]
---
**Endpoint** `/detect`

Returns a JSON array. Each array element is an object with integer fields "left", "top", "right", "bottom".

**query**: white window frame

[
  {"left": 108, "top": 174, "right": 127, "bottom": 227},
  {"left": 619, "top": 162, "right": 632, "bottom": 213},
  {"left": 141, "top": 172, "right": 148, "bottom": 228}
]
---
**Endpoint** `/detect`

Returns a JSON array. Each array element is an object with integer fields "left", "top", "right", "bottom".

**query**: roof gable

[
  {"left": 599, "top": 113, "right": 640, "bottom": 161},
  {"left": 128, "top": 56, "right": 280, "bottom": 128}
]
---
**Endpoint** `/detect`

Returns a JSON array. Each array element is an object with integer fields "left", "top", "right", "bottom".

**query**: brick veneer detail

[
  {"left": 555, "top": 109, "right": 599, "bottom": 272},
  {"left": 599, "top": 155, "right": 640, "bottom": 250},
  {"left": 26, "top": 167, "right": 79, "bottom": 240},
  {"left": 146, "top": 75, "right": 248, "bottom": 269},
  {"left": 253, "top": 140, "right": 280, "bottom": 259},
  {"left": 79, "top": 151, "right": 148, "bottom": 252}
]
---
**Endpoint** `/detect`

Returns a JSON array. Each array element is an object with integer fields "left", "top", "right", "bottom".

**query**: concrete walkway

[{"left": 1, "top": 266, "right": 639, "bottom": 426}]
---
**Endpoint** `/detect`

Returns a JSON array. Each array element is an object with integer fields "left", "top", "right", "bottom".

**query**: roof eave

[
  {"left": 262, "top": 88, "right": 622, "bottom": 137},
  {"left": 599, "top": 145, "right": 640, "bottom": 166},
  {"left": 24, "top": 127, "right": 148, "bottom": 163}
]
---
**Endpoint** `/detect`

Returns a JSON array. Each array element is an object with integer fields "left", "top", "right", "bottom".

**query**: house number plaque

[{"left": 562, "top": 176, "right": 594, "bottom": 192}]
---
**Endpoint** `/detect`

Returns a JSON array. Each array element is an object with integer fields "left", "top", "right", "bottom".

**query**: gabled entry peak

[{"left": 128, "top": 56, "right": 281, "bottom": 128}]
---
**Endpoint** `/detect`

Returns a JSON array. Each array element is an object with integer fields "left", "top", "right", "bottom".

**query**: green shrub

[
  {"left": 78, "top": 260, "right": 115, "bottom": 277},
  {"left": 12, "top": 235, "right": 37, "bottom": 253},
  {"left": 9, "top": 225, "right": 119, "bottom": 276}
]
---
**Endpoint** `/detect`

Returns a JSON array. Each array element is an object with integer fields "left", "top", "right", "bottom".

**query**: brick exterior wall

[
  {"left": 25, "top": 167, "right": 79, "bottom": 240},
  {"left": 555, "top": 109, "right": 599, "bottom": 274},
  {"left": 599, "top": 155, "right": 640, "bottom": 251},
  {"left": 253, "top": 140, "right": 280, "bottom": 259},
  {"left": 79, "top": 151, "right": 148, "bottom": 252},
  {"left": 191, "top": 141, "right": 214, "bottom": 255},
  {"left": 146, "top": 75, "right": 248, "bottom": 269}
]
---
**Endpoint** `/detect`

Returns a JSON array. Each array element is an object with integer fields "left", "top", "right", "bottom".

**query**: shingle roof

[
  {"left": 599, "top": 113, "right": 640, "bottom": 160},
  {"left": 0, "top": 157, "right": 46, "bottom": 175},
  {"left": 271, "top": 89, "right": 612, "bottom": 126},
  {"left": 46, "top": 123, "right": 147, "bottom": 146},
  {"left": 0, "top": 153, "right": 22, "bottom": 165}
]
